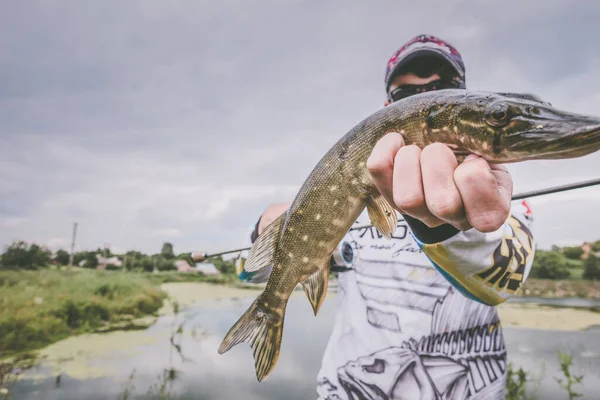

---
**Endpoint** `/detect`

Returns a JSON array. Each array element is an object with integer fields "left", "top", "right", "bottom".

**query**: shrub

[
  {"left": 0, "top": 269, "right": 167, "bottom": 357},
  {"left": 563, "top": 246, "right": 584, "bottom": 260},
  {"left": 530, "top": 251, "right": 570, "bottom": 280},
  {"left": 583, "top": 254, "right": 600, "bottom": 280}
]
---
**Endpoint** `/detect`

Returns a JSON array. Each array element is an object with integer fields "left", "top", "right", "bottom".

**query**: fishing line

[{"left": 195, "top": 177, "right": 600, "bottom": 260}]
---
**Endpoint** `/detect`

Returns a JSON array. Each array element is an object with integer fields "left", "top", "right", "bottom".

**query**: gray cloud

[{"left": 1, "top": 0, "right": 600, "bottom": 254}]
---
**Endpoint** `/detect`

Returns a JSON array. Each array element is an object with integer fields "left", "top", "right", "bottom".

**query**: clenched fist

[{"left": 366, "top": 132, "right": 513, "bottom": 233}]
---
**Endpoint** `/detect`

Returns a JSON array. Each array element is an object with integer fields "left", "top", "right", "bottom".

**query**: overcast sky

[{"left": 1, "top": 0, "right": 600, "bottom": 256}]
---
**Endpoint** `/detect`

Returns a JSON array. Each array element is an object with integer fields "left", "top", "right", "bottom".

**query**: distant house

[
  {"left": 195, "top": 263, "right": 221, "bottom": 275},
  {"left": 175, "top": 260, "right": 195, "bottom": 273},
  {"left": 581, "top": 242, "right": 600, "bottom": 260},
  {"left": 97, "top": 255, "right": 123, "bottom": 270}
]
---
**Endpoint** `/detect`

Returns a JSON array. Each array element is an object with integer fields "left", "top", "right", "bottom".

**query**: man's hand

[{"left": 366, "top": 132, "right": 513, "bottom": 233}]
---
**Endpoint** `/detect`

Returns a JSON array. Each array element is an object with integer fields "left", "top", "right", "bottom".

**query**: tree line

[
  {"left": 0, "top": 240, "right": 236, "bottom": 275},
  {"left": 1, "top": 239, "right": 599, "bottom": 280},
  {"left": 529, "top": 240, "right": 600, "bottom": 280}
]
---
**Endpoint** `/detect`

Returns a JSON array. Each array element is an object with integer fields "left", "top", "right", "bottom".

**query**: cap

[{"left": 385, "top": 34, "right": 466, "bottom": 92}]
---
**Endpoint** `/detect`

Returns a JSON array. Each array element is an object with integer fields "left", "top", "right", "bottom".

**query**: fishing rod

[{"left": 192, "top": 177, "right": 600, "bottom": 261}]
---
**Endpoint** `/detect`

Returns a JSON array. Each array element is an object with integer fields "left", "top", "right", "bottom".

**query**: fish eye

[
  {"left": 485, "top": 103, "right": 512, "bottom": 127},
  {"left": 492, "top": 110, "right": 507, "bottom": 120}
]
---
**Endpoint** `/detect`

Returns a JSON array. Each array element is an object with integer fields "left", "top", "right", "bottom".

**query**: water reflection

[{"left": 9, "top": 293, "right": 600, "bottom": 399}]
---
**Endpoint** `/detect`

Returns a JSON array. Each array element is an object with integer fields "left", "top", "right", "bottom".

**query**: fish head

[{"left": 442, "top": 91, "right": 600, "bottom": 163}]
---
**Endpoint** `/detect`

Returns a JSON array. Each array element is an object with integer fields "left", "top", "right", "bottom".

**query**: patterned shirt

[{"left": 315, "top": 201, "right": 535, "bottom": 400}]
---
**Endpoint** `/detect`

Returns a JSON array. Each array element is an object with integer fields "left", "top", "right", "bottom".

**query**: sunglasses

[{"left": 388, "top": 78, "right": 465, "bottom": 102}]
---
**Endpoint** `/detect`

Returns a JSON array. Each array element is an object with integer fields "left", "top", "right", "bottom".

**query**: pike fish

[{"left": 218, "top": 89, "right": 600, "bottom": 381}]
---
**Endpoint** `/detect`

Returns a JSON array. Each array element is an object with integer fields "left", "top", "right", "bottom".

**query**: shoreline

[
  {"left": 161, "top": 282, "right": 600, "bottom": 332},
  {"left": 3, "top": 278, "right": 598, "bottom": 367},
  {"left": 516, "top": 278, "right": 600, "bottom": 300},
  {"left": 2, "top": 281, "right": 599, "bottom": 386}
]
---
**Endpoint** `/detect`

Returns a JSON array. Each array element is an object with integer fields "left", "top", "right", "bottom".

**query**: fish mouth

[{"left": 502, "top": 111, "right": 600, "bottom": 162}]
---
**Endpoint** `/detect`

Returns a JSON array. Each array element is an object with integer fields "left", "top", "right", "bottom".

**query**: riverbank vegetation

[
  {"left": 529, "top": 242, "right": 600, "bottom": 282},
  {"left": 0, "top": 269, "right": 166, "bottom": 359},
  {"left": 0, "top": 237, "right": 599, "bottom": 361},
  {"left": 0, "top": 238, "right": 241, "bottom": 363},
  {"left": 0, "top": 267, "right": 245, "bottom": 361},
  {"left": 518, "top": 278, "right": 600, "bottom": 300},
  {"left": 515, "top": 241, "right": 600, "bottom": 300},
  {"left": 505, "top": 351, "right": 584, "bottom": 400},
  {"left": 0, "top": 240, "right": 237, "bottom": 275},
  {"left": 0, "top": 238, "right": 597, "bottom": 399}
]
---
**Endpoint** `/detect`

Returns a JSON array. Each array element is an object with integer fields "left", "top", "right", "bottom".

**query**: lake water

[{"left": 9, "top": 293, "right": 600, "bottom": 400}]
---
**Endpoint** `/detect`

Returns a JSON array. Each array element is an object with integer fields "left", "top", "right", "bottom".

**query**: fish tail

[{"left": 218, "top": 295, "right": 285, "bottom": 382}]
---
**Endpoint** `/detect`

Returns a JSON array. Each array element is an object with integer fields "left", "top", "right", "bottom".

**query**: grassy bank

[
  {"left": 1, "top": 268, "right": 597, "bottom": 360},
  {"left": 0, "top": 268, "right": 245, "bottom": 360},
  {"left": 0, "top": 269, "right": 170, "bottom": 359},
  {"left": 517, "top": 278, "right": 600, "bottom": 300},
  {"left": 143, "top": 270, "right": 238, "bottom": 285}
]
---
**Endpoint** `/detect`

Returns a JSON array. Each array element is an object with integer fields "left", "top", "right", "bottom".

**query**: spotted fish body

[{"left": 218, "top": 89, "right": 600, "bottom": 382}]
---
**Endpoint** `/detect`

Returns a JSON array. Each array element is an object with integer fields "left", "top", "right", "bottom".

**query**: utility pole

[{"left": 68, "top": 222, "right": 78, "bottom": 273}]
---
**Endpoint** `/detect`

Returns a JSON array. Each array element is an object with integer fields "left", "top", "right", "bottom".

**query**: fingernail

[{"left": 464, "top": 154, "right": 480, "bottom": 162}]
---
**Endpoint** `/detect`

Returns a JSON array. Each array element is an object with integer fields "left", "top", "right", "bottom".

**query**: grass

[
  {"left": 143, "top": 270, "right": 238, "bottom": 285},
  {"left": 0, "top": 269, "right": 168, "bottom": 359},
  {"left": 517, "top": 278, "right": 600, "bottom": 300},
  {"left": 0, "top": 267, "right": 593, "bottom": 399},
  {"left": 1, "top": 266, "right": 597, "bottom": 362},
  {"left": 565, "top": 259, "right": 585, "bottom": 280},
  {"left": 0, "top": 268, "right": 243, "bottom": 398},
  {"left": 0, "top": 268, "right": 243, "bottom": 360},
  {"left": 505, "top": 351, "right": 585, "bottom": 400},
  {"left": 505, "top": 362, "right": 538, "bottom": 400}
]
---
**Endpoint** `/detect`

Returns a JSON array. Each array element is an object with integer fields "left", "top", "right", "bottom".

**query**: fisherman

[{"left": 247, "top": 34, "right": 535, "bottom": 399}]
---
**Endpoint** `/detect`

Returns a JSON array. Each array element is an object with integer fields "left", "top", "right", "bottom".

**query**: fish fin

[
  {"left": 244, "top": 212, "right": 286, "bottom": 273},
  {"left": 301, "top": 263, "right": 329, "bottom": 316},
  {"left": 218, "top": 295, "right": 285, "bottom": 382},
  {"left": 366, "top": 194, "right": 398, "bottom": 240}
]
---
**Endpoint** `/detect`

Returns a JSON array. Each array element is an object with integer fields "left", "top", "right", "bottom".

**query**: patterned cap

[{"left": 385, "top": 34, "right": 466, "bottom": 92}]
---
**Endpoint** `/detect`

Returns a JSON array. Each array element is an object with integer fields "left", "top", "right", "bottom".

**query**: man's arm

[
  {"left": 406, "top": 201, "right": 535, "bottom": 306},
  {"left": 251, "top": 202, "right": 291, "bottom": 241},
  {"left": 367, "top": 132, "right": 534, "bottom": 306},
  {"left": 243, "top": 202, "right": 291, "bottom": 284}
]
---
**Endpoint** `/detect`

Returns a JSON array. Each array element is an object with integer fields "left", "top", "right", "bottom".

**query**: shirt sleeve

[{"left": 408, "top": 200, "right": 535, "bottom": 306}]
